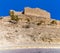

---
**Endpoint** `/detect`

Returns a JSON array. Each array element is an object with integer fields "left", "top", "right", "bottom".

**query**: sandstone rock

[{"left": 24, "top": 7, "right": 51, "bottom": 18}]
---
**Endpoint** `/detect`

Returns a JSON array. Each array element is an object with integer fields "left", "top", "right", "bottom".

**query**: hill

[{"left": 0, "top": 7, "right": 60, "bottom": 49}]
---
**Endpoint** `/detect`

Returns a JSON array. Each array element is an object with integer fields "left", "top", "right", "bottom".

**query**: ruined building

[{"left": 10, "top": 7, "right": 52, "bottom": 24}]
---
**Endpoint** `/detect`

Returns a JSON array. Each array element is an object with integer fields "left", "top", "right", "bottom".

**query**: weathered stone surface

[
  {"left": 14, "top": 11, "right": 22, "bottom": 15},
  {"left": 24, "top": 7, "right": 51, "bottom": 18},
  {"left": 56, "top": 21, "right": 60, "bottom": 28},
  {"left": 10, "top": 10, "right": 22, "bottom": 16}
]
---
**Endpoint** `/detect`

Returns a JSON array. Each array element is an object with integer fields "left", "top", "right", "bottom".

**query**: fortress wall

[{"left": 24, "top": 7, "right": 51, "bottom": 19}]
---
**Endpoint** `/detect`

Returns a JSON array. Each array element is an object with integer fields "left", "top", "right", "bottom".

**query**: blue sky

[{"left": 0, "top": 0, "right": 60, "bottom": 20}]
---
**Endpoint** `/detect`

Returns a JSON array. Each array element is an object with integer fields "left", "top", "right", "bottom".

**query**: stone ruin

[
  {"left": 10, "top": 7, "right": 51, "bottom": 18},
  {"left": 9, "top": 7, "right": 60, "bottom": 25},
  {"left": 10, "top": 7, "right": 51, "bottom": 24},
  {"left": 24, "top": 7, "right": 51, "bottom": 18}
]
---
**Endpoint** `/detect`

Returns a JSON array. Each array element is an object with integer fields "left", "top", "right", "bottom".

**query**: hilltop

[{"left": 0, "top": 7, "right": 60, "bottom": 49}]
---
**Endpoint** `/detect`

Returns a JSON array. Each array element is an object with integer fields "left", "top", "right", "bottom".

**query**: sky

[{"left": 0, "top": 0, "right": 60, "bottom": 20}]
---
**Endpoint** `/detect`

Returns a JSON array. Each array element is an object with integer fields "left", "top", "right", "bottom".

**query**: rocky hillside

[{"left": 0, "top": 7, "right": 60, "bottom": 48}]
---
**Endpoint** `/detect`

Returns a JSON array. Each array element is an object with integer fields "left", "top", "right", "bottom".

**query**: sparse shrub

[
  {"left": 13, "top": 15, "right": 19, "bottom": 22},
  {"left": 22, "top": 24, "right": 30, "bottom": 28},
  {"left": 9, "top": 10, "right": 19, "bottom": 23},
  {"left": 25, "top": 18, "right": 30, "bottom": 23},
  {"left": 50, "top": 20, "right": 57, "bottom": 25},
  {"left": 27, "top": 34, "right": 36, "bottom": 42},
  {"left": 9, "top": 10, "right": 15, "bottom": 18},
  {"left": 36, "top": 20, "right": 45, "bottom": 25},
  {"left": 36, "top": 22, "right": 41, "bottom": 25},
  {"left": 26, "top": 18, "right": 30, "bottom": 22}
]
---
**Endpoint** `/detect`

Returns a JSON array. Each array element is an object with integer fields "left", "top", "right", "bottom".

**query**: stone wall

[
  {"left": 56, "top": 21, "right": 60, "bottom": 27},
  {"left": 24, "top": 7, "right": 51, "bottom": 18}
]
